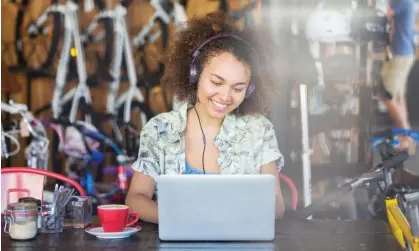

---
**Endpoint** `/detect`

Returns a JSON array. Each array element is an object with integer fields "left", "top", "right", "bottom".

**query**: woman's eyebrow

[
  {"left": 210, "top": 73, "right": 225, "bottom": 81},
  {"left": 210, "top": 73, "right": 247, "bottom": 86}
]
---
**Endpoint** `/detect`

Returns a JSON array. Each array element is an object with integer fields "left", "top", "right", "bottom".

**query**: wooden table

[{"left": 1, "top": 218, "right": 403, "bottom": 251}]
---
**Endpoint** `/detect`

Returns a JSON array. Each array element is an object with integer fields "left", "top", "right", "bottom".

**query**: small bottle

[{"left": 4, "top": 202, "right": 39, "bottom": 240}]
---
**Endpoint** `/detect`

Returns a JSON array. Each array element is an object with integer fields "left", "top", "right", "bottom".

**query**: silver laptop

[{"left": 157, "top": 175, "right": 276, "bottom": 241}]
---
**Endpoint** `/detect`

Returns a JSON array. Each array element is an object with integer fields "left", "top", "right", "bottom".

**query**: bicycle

[
  {"left": 44, "top": 118, "right": 134, "bottom": 205},
  {"left": 80, "top": 0, "right": 154, "bottom": 156},
  {"left": 385, "top": 182, "right": 419, "bottom": 251},
  {"left": 372, "top": 128, "right": 419, "bottom": 251},
  {"left": 32, "top": 0, "right": 115, "bottom": 120},
  {"left": 296, "top": 128, "right": 419, "bottom": 251},
  {"left": 1, "top": 100, "right": 49, "bottom": 171}
]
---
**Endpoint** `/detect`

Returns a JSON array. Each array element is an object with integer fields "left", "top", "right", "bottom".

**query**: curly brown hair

[{"left": 161, "top": 11, "right": 279, "bottom": 116}]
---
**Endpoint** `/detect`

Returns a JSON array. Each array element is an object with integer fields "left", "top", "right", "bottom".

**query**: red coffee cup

[{"left": 97, "top": 204, "right": 139, "bottom": 232}]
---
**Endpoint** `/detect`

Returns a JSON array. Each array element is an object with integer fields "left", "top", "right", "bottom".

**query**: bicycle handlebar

[
  {"left": 296, "top": 150, "right": 410, "bottom": 219},
  {"left": 1, "top": 102, "right": 28, "bottom": 114},
  {"left": 376, "top": 150, "right": 410, "bottom": 170}
]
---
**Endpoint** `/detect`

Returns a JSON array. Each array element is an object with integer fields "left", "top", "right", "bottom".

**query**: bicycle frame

[
  {"left": 131, "top": 0, "right": 176, "bottom": 49},
  {"left": 386, "top": 196, "right": 419, "bottom": 251},
  {"left": 107, "top": 2, "right": 147, "bottom": 125},
  {"left": 53, "top": 0, "right": 92, "bottom": 122}
]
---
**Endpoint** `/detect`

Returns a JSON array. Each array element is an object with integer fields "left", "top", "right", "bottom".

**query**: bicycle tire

[
  {"left": 14, "top": 0, "right": 30, "bottom": 68},
  {"left": 95, "top": 0, "right": 113, "bottom": 81},
  {"left": 102, "top": 17, "right": 113, "bottom": 74},
  {"left": 12, "top": 0, "right": 63, "bottom": 75},
  {"left": 40, "top": 3, "right": 62, "bottom": 71}
]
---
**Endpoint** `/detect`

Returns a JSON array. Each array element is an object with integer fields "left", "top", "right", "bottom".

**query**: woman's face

[{"left": 196, "top": 52, "right": 252, "bottom": 120}]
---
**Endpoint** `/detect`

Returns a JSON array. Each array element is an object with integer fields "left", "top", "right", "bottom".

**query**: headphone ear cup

[
  {"left": 245, "top": 83, "right": 256, "bottom": 99},
  {"left": 189, "top": 63, "right": 198, "bottom": 85}
]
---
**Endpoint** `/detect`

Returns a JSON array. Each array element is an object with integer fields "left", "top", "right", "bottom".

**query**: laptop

[{"left": 156, "top": 175, "right": 276, "bottom": 241}]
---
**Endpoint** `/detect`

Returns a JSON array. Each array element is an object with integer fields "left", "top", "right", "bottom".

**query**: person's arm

[
  {"left": 257, "top": 118, "right": 286, "bottom": 219},
  {"left": 261, "top": 163, "right": 285, "bottom": 219},
  {"left": 126, "top": 119, "right": 162, "bottom": 224},
  {"left": 126, "top": 172, "right": 159, "bottom": 224}
]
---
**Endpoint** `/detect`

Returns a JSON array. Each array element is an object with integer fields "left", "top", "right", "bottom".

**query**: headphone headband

[
  {"left": 189, "top": 33, "right": 257, "bottom": 99},
  {"left": 191, "top": 34, "right": 257, "bottom": 61}
]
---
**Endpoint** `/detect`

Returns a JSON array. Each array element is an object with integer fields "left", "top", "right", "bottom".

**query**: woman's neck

[{"left": 192, "top": 102, "right": 224, "bottom": 130}]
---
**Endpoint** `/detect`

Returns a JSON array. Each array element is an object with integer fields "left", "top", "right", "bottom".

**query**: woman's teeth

[{"left": 212, "top": 100, "right": 227, "bottom": 109}]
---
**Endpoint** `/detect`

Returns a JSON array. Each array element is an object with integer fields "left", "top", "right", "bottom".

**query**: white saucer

[{"left": 85, "top": 226, "right": 141, "bottom": 239}]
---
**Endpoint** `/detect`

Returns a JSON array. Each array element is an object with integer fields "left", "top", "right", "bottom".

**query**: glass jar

[
  {"left": 4, "top": 202, "right": 38, "bottom": 240},
  {"left": 18, "top": 197, "right": 42, "bottom": 229}
]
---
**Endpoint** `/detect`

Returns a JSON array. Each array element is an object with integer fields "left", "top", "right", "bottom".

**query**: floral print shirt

[{"left": 131, "top": 103, "right": 284, "bottom": 182}]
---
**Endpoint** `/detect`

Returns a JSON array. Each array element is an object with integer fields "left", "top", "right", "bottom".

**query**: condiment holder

[{"left": 40, "top": 184, "right": 75, "bottom": 233}]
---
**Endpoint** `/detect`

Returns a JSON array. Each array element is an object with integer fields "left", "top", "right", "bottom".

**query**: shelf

[{"left": 309, "top": 114, "right": 360, "bottom": 135}]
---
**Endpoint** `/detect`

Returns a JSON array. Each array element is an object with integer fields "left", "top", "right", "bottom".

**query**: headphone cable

[{"left": 193, "top": 105, "right": 206, "bottom": 174}]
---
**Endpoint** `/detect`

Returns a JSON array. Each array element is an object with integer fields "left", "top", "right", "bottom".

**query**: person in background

[
  {"left": 126, "top": 12, "right": 285, "bottom": 224},
  {"left": 381, "top": 0, "right": 417, "bottom": 154}
]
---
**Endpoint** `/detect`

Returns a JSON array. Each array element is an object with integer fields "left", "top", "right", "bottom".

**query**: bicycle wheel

[
  {"left": 13, "top": 0, "right": 30, "bottom": 68},
  {"left": 40, "top": 1, "right": 62, "bottom": 72},
  {"left": 11, "top": 0, "right": 63, "bottom": 76},
  {"left": 93, "top": 0, "right": 114, "bottom": 82}
]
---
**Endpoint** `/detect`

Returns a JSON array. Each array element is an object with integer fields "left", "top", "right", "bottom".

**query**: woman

[{"left": 126, "top": 12, "right": 286, "bottom": 224}]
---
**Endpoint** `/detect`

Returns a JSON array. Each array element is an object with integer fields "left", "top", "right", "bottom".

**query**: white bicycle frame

[
  {"left": 132, "top": 0, "right": 187, "bottom": 49},
  {"left": 52, "top": 0, "right": 92, "bottom": 123},
  {"left": 27, "top": 3, "right": 66, "bottom": 37},
  {"left": 105, "top": 3, "right": 147, "bottom": 125}
]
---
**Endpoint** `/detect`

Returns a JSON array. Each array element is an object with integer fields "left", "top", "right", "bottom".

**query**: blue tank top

[
  {"left": 391, "top": 0, "right": 416, "bottom": 56},
  {"left": 184, "top": 161, "right": 217, "bottom": 174}
]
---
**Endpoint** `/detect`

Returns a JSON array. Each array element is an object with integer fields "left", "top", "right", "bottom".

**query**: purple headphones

[{"left": 189, "top": 34, "right": 257, "bottom": 99}]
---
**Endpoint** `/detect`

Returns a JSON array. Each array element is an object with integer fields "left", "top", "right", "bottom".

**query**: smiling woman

[{"left": 126, "top": 11, "right": 285, "bottom": 224}]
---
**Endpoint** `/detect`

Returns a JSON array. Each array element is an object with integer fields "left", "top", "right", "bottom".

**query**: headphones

[{"left": 189, "top": 34, "right": 257, "bottom": 99}]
